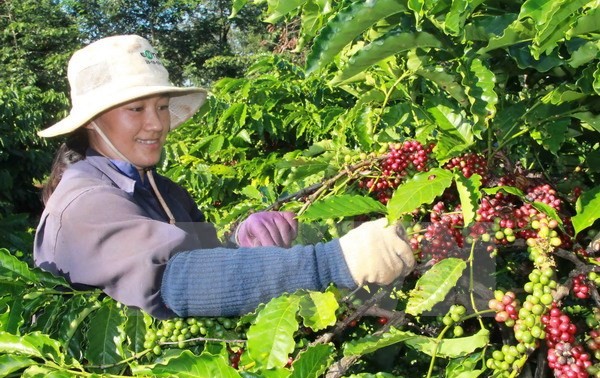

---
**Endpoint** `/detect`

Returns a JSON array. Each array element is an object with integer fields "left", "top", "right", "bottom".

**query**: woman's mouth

[{"left": 136, "top": 138, "right": 160, "bottom": 145}]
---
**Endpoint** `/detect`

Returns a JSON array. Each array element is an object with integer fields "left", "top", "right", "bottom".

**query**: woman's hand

[{"left": 235, "top": 211, "right": 298, "bottom": 248}]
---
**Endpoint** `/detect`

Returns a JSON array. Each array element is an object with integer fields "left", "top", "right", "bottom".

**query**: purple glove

[{"left": 235, "top": 211, "right": 298, "bottom": 248}]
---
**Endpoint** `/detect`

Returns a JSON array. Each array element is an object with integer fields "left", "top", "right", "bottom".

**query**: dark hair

[{"left": 41, "top": 128, "right": 89, "bottom": 205}]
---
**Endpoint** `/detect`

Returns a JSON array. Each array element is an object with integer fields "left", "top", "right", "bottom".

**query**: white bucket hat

[{"left": 38, "top": 34, "right": 207, "bottom": 137}]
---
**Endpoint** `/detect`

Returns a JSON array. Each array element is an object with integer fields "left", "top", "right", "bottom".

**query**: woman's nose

[{"left": 144, "top": 109, "right": 168, "bottom": 131}]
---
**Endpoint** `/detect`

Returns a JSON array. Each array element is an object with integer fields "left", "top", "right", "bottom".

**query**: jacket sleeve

[
  {"left": 161, "top": 240, "right": 358, "bottom": 317},
  {"left": 34, "top": 184, "right": 203, "bottom": 319}
]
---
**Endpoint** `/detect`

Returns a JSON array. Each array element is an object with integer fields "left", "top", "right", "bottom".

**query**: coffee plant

[{"left": 2, "top": 0, "right": 600, "bottom": 377}]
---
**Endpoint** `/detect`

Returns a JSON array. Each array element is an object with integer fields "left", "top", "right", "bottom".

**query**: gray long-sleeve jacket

[{"left": 34, "top": 151, "right": 356, "bottom": 319}]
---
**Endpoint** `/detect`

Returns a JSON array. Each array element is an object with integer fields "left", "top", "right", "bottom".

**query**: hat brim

[{"left": 38, "top": 86, "right": 207, "bottom": 138}]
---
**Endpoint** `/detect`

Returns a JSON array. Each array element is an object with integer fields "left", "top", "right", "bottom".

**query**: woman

[{"left": 34, "top": 35, "right": 415, "bottom": 319}]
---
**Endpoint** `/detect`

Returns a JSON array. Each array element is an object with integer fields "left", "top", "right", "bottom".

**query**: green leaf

[
  {"left": 568, "top": 39, "right": 600, "bottom": 68},
  {"left": 5, "top": 295, "right": 23, "bottom": 335},
  {"left": 219, "top": 103, "right": 247, "bottom": 129},
  {"left": 387, "top": 168, "right": 454, "bottom": 221},
  {"left": 454, "top": 173, "right": 482, "bottom": 227},
  {"left": 124, "top": 308, "right": 150, "bottom": 355},
  {"left": 478, "top": 18, "right": 535, "bottom": 54},
  {"left": 264, "top": 0, "right": 309, "bottom": 23},
  {"left": 446, "top": 352, "right": 486, "bottom": 378},
  {"left": 594, "top": 65, "right": 600, "bottom": 95},
  {"left": 461, "top": 58, "right": 497, "bottom": 136},
  {"left": 352, "top": 105, "right": 376, "bottom": 151},
  {"left": 530, "top": 0, "right": 590, "bottom": 59},
  {"left": 443, "top": 0, "right": 469, "bottom": 36},
  {"left": 492, "top": 103, "right": 527, "bottom": 148},
  {"left": 482, "top": 186, "right": 525, "bottom": 197},
  {"left": 27, "top": 297, "right": 65, "bottom": 336},
  {"left": 0, "top": 331, "right": 63, "bottom": 363},
  {"left": 518, "top": 0, "right": 555, "bottom": 24},
  {"left": 573, "top": 112, "right": 600, "bottom": 133},
  {"left": 416, "top": 68, "right": 469, "bottom": 108},
  {"left": 22, "top": 365, "right": 74, "bottom": 377},
  {"left": 305, "top": 0, "right": 407, "bottom": 75},
  {"left": 300, "top": 194, "right": 387, "bottom": 221},
  {"left": 530, "top": 202, "right": 563, "bottom": 228},
  {"left": 277, "top": 159, "right": 330, "bottom": 181},
  {"left": 343, "top": 326, "right": 416, "bottom": 356},
  {"left": 56, "top": 295, "right": 100, "bottom": 358},
  {"left": 406, "top": 258, "right": 467, "bottom": 316},
  {"left": 298, "top": 291, "right": 339, "bottom": 332},
  {"left": 542, "top": 85, "right": 587, "bottom": 104},
  {"left": 572, "top": 185, "right": 600, "bottom": 235},
  {"left": 83, "top": 300, "right": 125, "bottom": 368},
  {"left": 230, "top": 0, "right": 249, "bottom": 19},
  {"left": 464, "top": 14, "right": 517, "bottom": 42},
  {"left": 405, "top": 328, "right": 490, "bottom": 358},
  {"left": 289, "top": 343, "right": 335, "bottom": 378},
  {"left": 240, "top": 185, "right": 265, "bottom": 201},
  {"left": 567, "top": 7, "right": 600, "bottom": 38},
  {"left": 0, "top": 248, "right": 67, "bottom": 287},
  {"left": 427, "top": 103, "right": 473, "bottom": 150},
  {"left": 136, "top": 350, "right": 241, "bottom": 377},
  {"left": 331, "top": 30, "right": 443, "bottom": 85},
  {"left": 407, "top": 0, "right": 423, "bottom": 24},
  {"left": 299, "top": 0, "right": 329, "bottom": 41},
  {"left": 209, "top": 164, "right": 237, "bottom": 176},
  {"left": 344, "top": 327, "right": 488, "bottom": 358},
  {"left": 529, "top": 118, "right": 569, "bottom": 154},
  {"left": 0, "top": 332, "right": 43, "bottom": 358},
  {"left": 0, "top": 354, "right": 36, "bottom": 376},
  {"left": 246, "top": 294, "right": 301, "bottom": 369},
  {"left": 509, "top": 43, "right": 564, "bottom": 72},
  {"left": 208, "top": 135, "right": 225, "bottom": 155}
]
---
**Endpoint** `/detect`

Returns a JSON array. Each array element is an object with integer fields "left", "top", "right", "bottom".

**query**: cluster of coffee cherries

[
  {"left": 586, "top": 329, "right": 600, "bottom": 362},
  {"left": 411, "top": 201, "right": 467, "bottom": 261},
  {"left": 486, "top": 343, "right": 528, "bottom": 376},
  {"left": 228, "top": 346, "right": 245, "bottom": 369},
  {"left": 488, "top": 290, "right": 519, "bottom": 326},
  {"left": 526, "top": 184, "right": 563, "bottom": 211},
  {"left": 573, "top": 274, "right": 592, "bottom": 299},
  {"left": 542, "top": 304, "right": 593, "bottom": 377},
  {"left": 441, "top": 304, "right": 467, "bottom": 337},
  {"left": 585, "top": 311, "right": 600, "bottom": 377},
  {"left": 486, "top": 257, "right": 560, "bottom": 376},
  {"left": 144, "top": 316, "right": 239, "bottom": 355},
  {"left": 358, "top": 140, "right": 434, "bottom": 204},
  {"left": 524, "top": 220, "right": 570, "bottom": 269},
  {"left": 414, "top": 185, "right": 569, "bottom": 264},
  {"left": 443, "top": 152, "right": 489, "bottom": 184},
  {"left": 513, "top": 267, "right": 557, "bottom": 346}
]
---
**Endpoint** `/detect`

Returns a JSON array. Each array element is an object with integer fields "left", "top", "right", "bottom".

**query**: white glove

[{"left": 339, "top": 218, "right": 415, "bottom": 286}]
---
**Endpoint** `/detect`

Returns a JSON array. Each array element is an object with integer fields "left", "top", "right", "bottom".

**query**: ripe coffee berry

[{"left": 573, "top": 274, "right": 591, "bottom": 299}]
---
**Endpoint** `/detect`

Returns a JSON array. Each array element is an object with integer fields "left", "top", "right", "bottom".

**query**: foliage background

[{"left": 1, "top": 0, "right": 600, "bottom": 377}]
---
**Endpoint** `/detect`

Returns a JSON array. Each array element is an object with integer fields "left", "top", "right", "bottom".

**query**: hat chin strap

[{"left": 90, "top": 122, "right": 176, "bottom": 225}]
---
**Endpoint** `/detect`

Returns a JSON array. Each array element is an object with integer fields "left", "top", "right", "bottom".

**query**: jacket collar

[{"left": 84, "top": 149, "right": 150, "bottom": 194}]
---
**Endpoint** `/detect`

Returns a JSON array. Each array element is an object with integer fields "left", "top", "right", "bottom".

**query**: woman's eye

[
  {"left": 129, "top": 106, "right": 144, "bottom": 112},
  {"left": 158, "top": 104, "right": 169, "bottom": 111}
]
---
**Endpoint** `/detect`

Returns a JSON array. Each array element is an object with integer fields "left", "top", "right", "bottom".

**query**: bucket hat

[{"left": 38, "top": 34, "right": 207, "bottom": 137}]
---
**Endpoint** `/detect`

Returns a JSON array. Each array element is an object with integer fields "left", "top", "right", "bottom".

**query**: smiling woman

[
  {"left": 33, "top": 34, "right": 415, "bottom": 320},
  {"left": 87, "top": 95, "right": 171, "bottom": 170}
]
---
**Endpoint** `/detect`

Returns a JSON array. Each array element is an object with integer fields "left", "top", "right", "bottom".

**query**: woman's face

[{"left": 87, "top": 95, "right": 171, "bottom": 169}]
